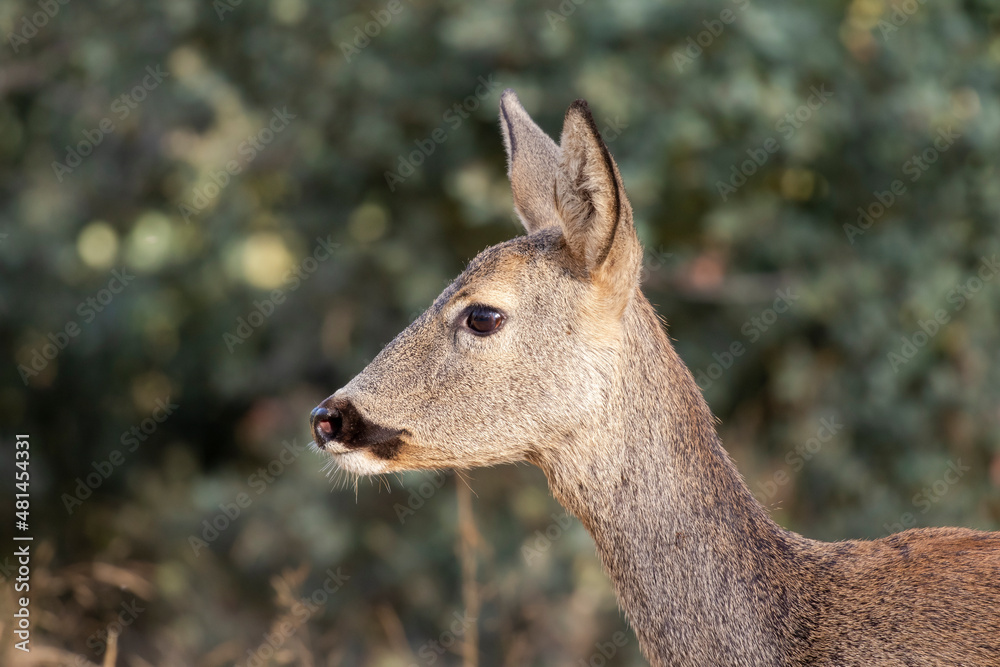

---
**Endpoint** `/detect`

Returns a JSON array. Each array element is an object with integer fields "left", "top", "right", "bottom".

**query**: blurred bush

[{"left": 1, "top": 0, "right": 999, "bottom": 664}]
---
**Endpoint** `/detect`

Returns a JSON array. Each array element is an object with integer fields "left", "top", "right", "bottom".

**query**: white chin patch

[{"left": 333, "top": 450, "right": 390, "bottom": 476}]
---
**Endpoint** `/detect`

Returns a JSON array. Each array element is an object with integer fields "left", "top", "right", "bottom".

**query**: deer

[{"left": 310, "top": 90, "right": 1000, "bottom": 666}]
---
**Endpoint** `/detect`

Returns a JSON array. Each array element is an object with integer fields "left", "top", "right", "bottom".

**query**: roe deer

[{"left": 311, "top": 90, "right": 1000, "bottom": 666}]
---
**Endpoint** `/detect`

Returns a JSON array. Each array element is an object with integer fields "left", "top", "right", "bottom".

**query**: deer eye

[{"left": 466, "top": 306, "right": 505, "bottom": 335}]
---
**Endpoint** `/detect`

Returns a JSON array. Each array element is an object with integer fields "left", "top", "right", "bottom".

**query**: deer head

[
  {"left": 310, "top": 90, "right": 644, "bottom": 478},
  {"left": 310, "top": 91, "right": 1000, "bottom": 667}
]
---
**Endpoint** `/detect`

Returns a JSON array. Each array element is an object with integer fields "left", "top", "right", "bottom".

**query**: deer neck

[{"left": 533, "top": 295, "right": 805, "bottom": 666}]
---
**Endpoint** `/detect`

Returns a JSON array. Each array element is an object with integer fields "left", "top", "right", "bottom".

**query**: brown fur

[{"left": 313, "top": 91, "right": 1000, "bottom": 666}]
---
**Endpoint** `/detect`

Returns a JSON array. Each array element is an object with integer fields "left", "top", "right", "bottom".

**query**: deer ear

[
  {"left": 499, "top": 89, "right": 561, "bottom": 234},
  {"left": 556, "top": 99, "right": 641, "bottom": 308}
]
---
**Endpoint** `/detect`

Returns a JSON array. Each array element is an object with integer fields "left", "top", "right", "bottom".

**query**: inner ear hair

[{"left": 556, "top": 99, "right": 623, "bottom": 272}]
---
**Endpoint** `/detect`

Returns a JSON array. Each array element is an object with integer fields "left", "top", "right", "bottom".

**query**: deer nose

[
  {"left": 311, "top": 404, "right": 343, "bottom": 447},
  {"left": 310, "top": 396, "right": 405, "bottom": 456}
]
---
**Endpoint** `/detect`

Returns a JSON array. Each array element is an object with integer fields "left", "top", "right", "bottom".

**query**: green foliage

[{"left": 1, "top": 0, "right": 999, "bottom": 663}]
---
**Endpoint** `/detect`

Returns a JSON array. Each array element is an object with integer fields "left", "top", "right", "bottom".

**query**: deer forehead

[
  {"left": 436, "top": 233, "right": 559, "bottom": 313},
  {"left": 440, "top": 232, "right": 623, "bottom": 343},
  {"left": 448, "top": 252, "right": 530, "bottom": 314}
]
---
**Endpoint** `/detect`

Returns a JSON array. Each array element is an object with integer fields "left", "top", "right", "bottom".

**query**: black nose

[
  {"left": 311, "top": 405, "right": 342, "bottom": 447},
  {"left": 310, "top": 397, "right": 406, "bottom": 458}
]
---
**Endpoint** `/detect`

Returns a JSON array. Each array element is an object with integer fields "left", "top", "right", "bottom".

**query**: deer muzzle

[{"left": 310, "top": 396, "right": 406, "bottom": 460}]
